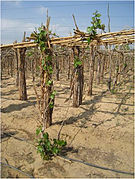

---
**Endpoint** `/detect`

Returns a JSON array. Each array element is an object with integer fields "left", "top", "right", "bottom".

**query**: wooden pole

[
  {"left": 55, "top": 54, "right": 60, "bottom": 81},
  {"left": 88, "top": 45, "right": 95, "bottom": 96},
  {"left": 96, "top": 54, "right": 101, "bottom": 84},
  {"left": 72, "top": 46, "right": 84, "bottom": 107},
  {"left": 107, "top": 3, "right": 111, "bottom": 33},
  {"left": 18, "top": 47, "right": 27, "bottom": 100},
  {"left": 40, "top": 48, "right": 54, "bottom": 129},
  {"left": 18, "top": 32, "right": 27, "bottom": 100},
  {"left": 38, "top": 14, "right": 54, "bottom": 129},
  {"left": 67, "top": 55, "right": 71, "bottom": 80},
  {"left": 10, "top": 57, "right": 13, "bottom": 77},
  {"left": 108, "top": 51, "right": 113, "bottom": 91},
  {"left": 13, "top": 41, "right": 19, "bottom": 86},
  {"left": 100, "top": 53, "right": 106, "bottom": 82}
]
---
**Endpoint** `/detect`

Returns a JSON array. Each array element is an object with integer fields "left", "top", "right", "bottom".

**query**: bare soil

[{"left": 1, "top": 72, "right": 134, "bottom": 178}]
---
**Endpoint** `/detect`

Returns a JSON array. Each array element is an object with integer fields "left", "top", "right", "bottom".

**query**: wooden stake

[
  {"left": 72, "top": 46, "right": 84, "bottom": 107},
  {"left": 18, "top": 32, "right": 27, "bottom": 100},
  {"left": 88, "top": 45, "right": 95, "bottom": 96},
  {"left": 18, "top": 48, "right": 27, "bottom": 100},
  {"left": 72, "top": 14, "right": 79, "bottom": 30}
]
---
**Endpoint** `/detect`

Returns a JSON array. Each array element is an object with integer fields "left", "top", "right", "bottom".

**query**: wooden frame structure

[
  {"left": 1, "top": 24, "right": 134, "bottom": 128},
  {"left": 1, "top": 29, "right": 134, "bottom": 49}
]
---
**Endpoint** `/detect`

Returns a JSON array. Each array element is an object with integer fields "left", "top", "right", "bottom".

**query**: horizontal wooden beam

[
  {"left": 0, "top": 29, "right": 134, "bottom": 49},
  {"left": 1, "top": 41, "right": 36, "bottom": 48}
]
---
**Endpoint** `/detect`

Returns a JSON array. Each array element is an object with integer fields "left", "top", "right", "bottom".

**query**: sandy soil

[{"left": 1, "top": 72, "right": 134, "bottom": 178}]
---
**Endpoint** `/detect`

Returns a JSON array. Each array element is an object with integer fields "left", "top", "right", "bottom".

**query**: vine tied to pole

[
  {"left": 30, "top": 14, "right": 67, "bottom": 160},
  {"left": 31, "top": 22, "right": 56, "bottom": 130}
]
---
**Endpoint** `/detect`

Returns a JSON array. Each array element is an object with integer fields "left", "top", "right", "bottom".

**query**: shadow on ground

[
  {"left": 53, "top": 90, "right": 108, "bottom": 127},
  {"left": 1, "top": 100, "right": 36, "bottom": 113}
]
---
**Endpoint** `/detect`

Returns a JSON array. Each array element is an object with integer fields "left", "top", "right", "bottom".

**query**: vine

[
  {"left": 31, "top": 25, "right": 67, "bottom": 160},
  {"left": 74, "top": 55, "right": 82, "bottom": 68},
  {"left": 36, "top": 127, "right": 67, "bottom": 160},
  {"left": 87, "top": 10, "right": 105, "bottom": 44},
  {"left": 32, "top": 25, "right": 56, "bottom": 122}
]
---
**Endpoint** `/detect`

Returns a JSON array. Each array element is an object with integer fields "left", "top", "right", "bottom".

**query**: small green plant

[
  {"left": 87, "top": 10, "right": 105, "bottom": 44},
  {"left": 74, "top": 56, "right": 82, "bottom": 68},
  {"left": 36, "top": 127, "right": 67, "bottom": 160},
  {"left": 110, "top": 88, "right": 117, "bottom": 94},
  {"left": 27, "top": 51, "right": 33, "bottom": 57}
]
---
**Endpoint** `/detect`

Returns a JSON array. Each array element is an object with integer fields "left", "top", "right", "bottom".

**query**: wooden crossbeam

[{"left": 0, "top": 29, "right": 134, "bottom": 49}]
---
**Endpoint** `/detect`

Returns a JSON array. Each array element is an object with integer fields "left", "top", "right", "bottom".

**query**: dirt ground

[{"left": 1, "top": 71, "right": 134, "bottom": 178}]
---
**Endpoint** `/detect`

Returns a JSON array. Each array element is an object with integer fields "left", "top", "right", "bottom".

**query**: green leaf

[
  {"left": 50, "top": 91, "right": 56, "bottom": 100},
  {"left": 87, "top": 37, "right": 91, "bottom": 44},
  {"left": 97, "top": 19, "right": 101, "bottom": 25},
  {"left": 57, "top": 140, "right": 67, "bottom": 147},
  {"left": 39, "top": 41, "right": 46, "bottom": 51},
  {"left": 37, "top": 145, "right": 43, "bottom": 153},
  {"left": 74, "top": 57, "right": 82, "bottom": 68},
  {"left": 111, "top": 89, "right": 116, "bottom": 94},
  {"left": 50, "top": 95, "right": 54, "bottom": 100},
  {"left": 53, "top": 32, "right": 56, "bottom": 36},
  {"left": 53, "top": 139, "right": 58, "bottom": 145},
  {"left": 39, "top": 33, "right": 43, "bottom": 40},
  {"left": 43, "top": 66, "right": 47, "bottom": 71},
  {"left": 93, "top": 12, "right": 96, "bottom": 16},
  {"left": 49, "top": 101, "right": 54, "bottom": 108},
  {"left": 97, "top": 24, "right": 101, "bottom": 29},
  {"left": 96, "top": 13, "right": 101, "bottom": 17},
  {"left": 34, "top": 39, "right": 38, "bottom": 43},
  {"left": 101, "top": 24, "right": 105, "bottom": 31},
  {"left": 46, "top": 140, "right": 51, "bottom": 146},
  {"left": 94, "top": 22, "right": 99, "bottom": 27},
  {"left": 46, "top": 80, "right": 52, "bottom": 86},
  {"left": 39, "top": 31, "right": 47, "bottom": 41},
  {"left": 42, "top": 59, "right": 45, "bottom": 66},
  {"left": 52, "top": 90, "right": 56, "bottom": 95},
  {"left": 38, "top": 139, "right": 42, "bottom": 143},
  {"left": 43, "top": 132, "right": 49, "bottom": 139},
  {"left": 115, "top": 45, "right": 118, "bottom": 49},
  {"left": 39, "top": 41, "right": 45, "bottom": 47},
  {"left": 48, "top": 66, "right": 53, "bottom": 74},
  {"left": 75, "top": 61, "right": 82, "bottom": 67},
  {"left": 91, "top": 30, "right": 97, "bottom": 36},
  {"left": 36, "top": 127, "right": 42, "bottom": 135},
  {"left": 41, "top": 47, "right": 46, "bottom": 52},
  {"left": 38, "top": 27, "right": 42, "bottom": 32},
  {"left": 87, "top": 27, "right": 91, "bottom": 33},
  {"left": 52, "top": 147, "right": 59, "bottom": 154},
  {"left": 87, "top": 26, "right": 94, "bottom": 33},
  {"left": 46, "top": 55, "right": 52, "bottom": 61},
  {"left": 92, "top": 17, "right": 95, "bottom": 22},
  {"left": 42, "top": 30, "right": 47, "bottom": 36},
  {"left": 30, "top": 32, "right": 36, "bottom": 38},
  {"left": 43, "top": 139, "right": 51, "bottom": 150},
  {"left": 40, "top": 151, "right": 45, "bottom": 159}
]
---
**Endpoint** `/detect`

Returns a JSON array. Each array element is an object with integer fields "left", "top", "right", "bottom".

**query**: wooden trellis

[
  {"left": 1, "top": 22, "right": 134, "bottom": 128},
  {"left": 1, "top": 29, "right": 134, "bottom": 49}
]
